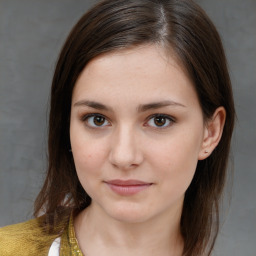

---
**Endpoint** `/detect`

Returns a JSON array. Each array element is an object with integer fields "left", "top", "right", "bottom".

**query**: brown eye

[
  {"left": 154, "top": 116, "right": 167, "bottom": 127},
  {"left": 84, "top": 114, "right": 110, "bottom": 127},
  {"left": 146, "top": 114, "right": 174, "bottom": 128},
  {"left": 93, "top": 116, "right": 105, "bottom": 126}
]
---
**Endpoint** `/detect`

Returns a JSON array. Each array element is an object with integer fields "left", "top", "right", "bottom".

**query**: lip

[{"left": 104, "top": 179, "right": 153, "bottom": 196}]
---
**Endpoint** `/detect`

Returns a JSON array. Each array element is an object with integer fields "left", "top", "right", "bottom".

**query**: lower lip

[{"left": 106, "top": 183, "right": 152, "bottom": 196}]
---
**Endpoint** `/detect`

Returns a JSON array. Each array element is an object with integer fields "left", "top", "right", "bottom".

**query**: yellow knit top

[{"left": 0, "top": 214, "right": 83, "bottom": 256}]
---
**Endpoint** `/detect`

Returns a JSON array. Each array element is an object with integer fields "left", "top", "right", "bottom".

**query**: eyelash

[
  {"left": 81, "top": 113, "right": 110, "bottom": 128},
  {"left": 145, "top": 114, "right": 175, "bottom": 128},
  {"left": 80, "top": 113, "right": 175, "bottom": 129}
]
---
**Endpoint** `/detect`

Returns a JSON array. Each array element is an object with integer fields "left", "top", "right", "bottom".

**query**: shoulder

[{"left": 0, "top": 216, "right": 58, "bottom": 256}]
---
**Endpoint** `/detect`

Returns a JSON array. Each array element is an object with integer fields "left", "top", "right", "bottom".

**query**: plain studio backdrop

[{"left": 0, "top": 1, "right": 255, "bottom": 255}]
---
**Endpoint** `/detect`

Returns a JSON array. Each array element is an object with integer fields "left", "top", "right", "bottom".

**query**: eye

[
  {"left": 146, "top": 114, "right": 174, "bottom": 128},
  {"left": 83, "top": 114, "right": 110, "bottom": 128}
]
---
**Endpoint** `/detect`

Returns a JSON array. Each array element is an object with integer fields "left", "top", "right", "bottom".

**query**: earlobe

[{"left": 198, "top": 107, "right": 226, "bottom": 160}]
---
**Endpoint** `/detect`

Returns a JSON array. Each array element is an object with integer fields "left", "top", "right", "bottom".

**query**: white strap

[{"left": 48, "top": 237, "right": 61, "bottom": 256}]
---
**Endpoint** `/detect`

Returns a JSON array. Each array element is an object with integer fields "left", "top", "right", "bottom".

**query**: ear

[{"left": 198, "top": 107, "right": 226, "bottom": 160}]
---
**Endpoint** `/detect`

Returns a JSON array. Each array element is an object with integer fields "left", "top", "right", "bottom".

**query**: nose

[{"left": 109, "top": 125, "right": 143, "bottom": 170}]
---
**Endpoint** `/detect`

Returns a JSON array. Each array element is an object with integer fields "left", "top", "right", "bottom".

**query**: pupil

[
  {"left": 154, "top": 117, "right": 166, "bottom": 126},
  {"left": 94, "top": 116, "right": 105, "bottom": 126}
]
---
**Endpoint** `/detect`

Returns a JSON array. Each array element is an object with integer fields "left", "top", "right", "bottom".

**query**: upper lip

[{"left": 105, "top": 179, "right": 152, "bottom": 186}]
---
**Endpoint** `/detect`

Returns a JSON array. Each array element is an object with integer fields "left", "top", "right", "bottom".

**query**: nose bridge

[{"left": 109, "top": 123, "right": 142, "bottom": 168}]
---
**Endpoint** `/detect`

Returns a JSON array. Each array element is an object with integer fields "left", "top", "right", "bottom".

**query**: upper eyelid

[
  {"left": 80, "top": 112, "right": 175, "bottom": 118},
  {"left": 80, "top": 113, "right": 108, "bottom": 121},
  {"left": 146, "top": 113, "right": 175, "bottom": 121}
]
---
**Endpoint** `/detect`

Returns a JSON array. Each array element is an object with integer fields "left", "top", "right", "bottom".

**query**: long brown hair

[{"left": 34, "top": 0, "right": 235, "bottom": 255}]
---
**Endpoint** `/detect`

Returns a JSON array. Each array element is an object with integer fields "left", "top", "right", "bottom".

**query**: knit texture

[{"left": 0, "top": 216, "right": 59, "bottom": 256}]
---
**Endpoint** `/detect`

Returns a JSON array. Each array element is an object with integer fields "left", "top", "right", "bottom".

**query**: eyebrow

[
  {"left": 137, "top": 100, "right": 186, "bottom": 112},
  {"left": 74, "top": 100, "right": 113, "bottom": 111},
  {"left": 73, "top": 100, "right": 186, "bottom": 112}
]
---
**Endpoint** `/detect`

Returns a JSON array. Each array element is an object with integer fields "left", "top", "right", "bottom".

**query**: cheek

[
  {"left": 73, "top": 144, "right": 104, "bottom": 172},
  {"left": 70, "top": 131, "right": 108, "bottom": 179},
  {"left": 71, "top": 140, "right": 108, "bottom": 197},
  {"left": 147, "top": 130, "right": 202, "bottom": 190},
  {"left": 150, "top": 134, "right": 201, "bottom": 168}
]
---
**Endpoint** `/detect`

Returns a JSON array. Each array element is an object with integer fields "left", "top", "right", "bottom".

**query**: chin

[{"left": 104, "top": 201, "right": 154, "bottom": 224}]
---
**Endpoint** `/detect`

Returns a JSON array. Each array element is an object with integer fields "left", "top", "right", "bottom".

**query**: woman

[{"left": 0, "top": 0, "right": 235, "bottom": 255}]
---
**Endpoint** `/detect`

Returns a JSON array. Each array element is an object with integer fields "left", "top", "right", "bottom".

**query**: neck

[{"left": 74, "top": 202, "right": 184, "bottom": 256}]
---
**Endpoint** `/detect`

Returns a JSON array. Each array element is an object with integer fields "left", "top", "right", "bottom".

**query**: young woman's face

[{"left": 70, "top": 45, "right": 207, "bottom": 223}]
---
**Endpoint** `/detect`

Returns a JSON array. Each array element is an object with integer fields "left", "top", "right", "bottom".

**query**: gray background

[{"left": 0, "top": 0, "right": 255, "bottom": 255}]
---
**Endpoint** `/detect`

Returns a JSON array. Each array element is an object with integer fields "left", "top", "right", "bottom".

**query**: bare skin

[
  {"left": 70, "top": 44, "right": 226, "bottom": 256},
  {"left": 74, "top": 204, "right": 183, "bottom": 256}
]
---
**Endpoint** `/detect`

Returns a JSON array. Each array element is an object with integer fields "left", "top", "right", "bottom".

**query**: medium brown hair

[{"left": 34, "top": 0, "right": 235, "bottom": 255}]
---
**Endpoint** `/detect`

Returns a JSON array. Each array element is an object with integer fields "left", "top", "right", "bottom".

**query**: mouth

[{"left": 104, "top": 179, "right": 153, "bottom": 196}]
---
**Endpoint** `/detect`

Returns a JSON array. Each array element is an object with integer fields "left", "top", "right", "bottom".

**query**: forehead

[
  {"left": 72, "top": 44, "right": 198, "bottom": 108},
  {"left": 83, "top": 44, "right": 183, "bottom": 78}
]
